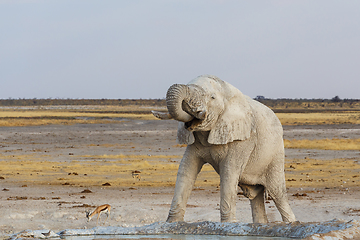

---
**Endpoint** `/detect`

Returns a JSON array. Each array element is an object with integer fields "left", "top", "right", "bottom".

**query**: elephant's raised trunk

[{"left": 166, "top": 84, "right": 194, "bottom": 122}]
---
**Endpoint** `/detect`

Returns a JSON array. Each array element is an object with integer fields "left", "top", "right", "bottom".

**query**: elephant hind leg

[
  {"left": 267, "top": 185, "right": 296, "bottom": 222},
  {"left": 239, "top": 184, "right": 268, "bottom": 223}
]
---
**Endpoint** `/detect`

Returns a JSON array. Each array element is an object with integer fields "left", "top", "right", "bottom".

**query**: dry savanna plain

[{"left": 1, "top": 99, "right": 360, "bottom": 238}]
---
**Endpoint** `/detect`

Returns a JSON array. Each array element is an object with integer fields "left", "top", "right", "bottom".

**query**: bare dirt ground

[{"left": 1, "top": 120, "right": 360, "bottom": 237}]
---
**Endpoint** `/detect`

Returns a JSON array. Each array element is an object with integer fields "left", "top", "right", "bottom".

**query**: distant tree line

[
  {"left": 253, "top": 95, "right": 360, "bottom": 111},
  {"left": 1, "top": 97, "right": 359, "bottom": 111},
  {"left": 0, "top": 98, "right": 166, "bottom": 107},
  {"left": 254, "top": 95, "right": 358, "bottom": 102}
]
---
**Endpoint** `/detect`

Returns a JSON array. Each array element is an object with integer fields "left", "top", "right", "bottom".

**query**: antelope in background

[{"left": 86, "top": 204, "right": 111, "bottom": 226}]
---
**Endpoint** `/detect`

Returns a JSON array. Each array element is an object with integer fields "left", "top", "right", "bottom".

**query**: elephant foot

[
  {"left": 167, "top": 207, "right": 185, "bottom": 223},
  {"left": 220, "top": 207, "right": 236, "bottom": 222},
  {"left": 281, "top": 212, "right": 296, "bottom": 222},
  {"left": 166, "top": 214, "right": 184, "bottom": 223},
  {"left": 220, "top": 217, "right": 237, "bottom": 223}
]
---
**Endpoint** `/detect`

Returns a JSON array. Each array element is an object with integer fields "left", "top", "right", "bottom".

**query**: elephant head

[
  {"left": 152, "top": 75, "right": 253, "bottom": 145},
  {"left": 166, "top": 83, "right": 207, "bottom": 125}
]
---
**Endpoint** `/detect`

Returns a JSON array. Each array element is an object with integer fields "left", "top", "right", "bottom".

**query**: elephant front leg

[
  {"left": 167, "top": 151, "right": 203, "bottom": 222},
  {"left": 219, "top": 167, "right": 239, "bottom": 222}
]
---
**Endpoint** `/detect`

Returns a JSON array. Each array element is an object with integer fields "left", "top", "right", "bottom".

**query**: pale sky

[{"left": 1, "top": 0, "right": 359, "bottom": 100}]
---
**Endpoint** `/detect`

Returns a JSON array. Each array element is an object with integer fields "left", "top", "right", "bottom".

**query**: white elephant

[{"left": 152, "top": 75, "right": 296, "bottom": 223}]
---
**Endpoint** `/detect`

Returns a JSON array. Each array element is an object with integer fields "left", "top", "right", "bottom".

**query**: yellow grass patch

[
  {"left": 276, "top": 112, "right": 360, "bottom": 125},
  {"left": 0, "top": 109, "right": 156, "bottom": 119},
  {"left": 172, "top": 144, "right": 187, "bottom": 148},
  {"left": 2, "top": 152, "right": 358, "bottom": 190},
  {"left": 0, "top": 154, "right": 218, "bottom": 187},
  {"left": 0, "top": 118, "right": 118, "bottom": 127},
  {"left": 284, "top": 138, "right": 360, "bottom": 150},
  {"left": 74, "top": 154, "right": 182, "bottom": 160},
  {"left": 285, "top": 158, "right": 360, "bottom": 188},
  {"left": 0, "top": 109, "right": 157, "bottom": 127},
  {"left": 1, "top": 106, "right": 360, "bottom": 126}
]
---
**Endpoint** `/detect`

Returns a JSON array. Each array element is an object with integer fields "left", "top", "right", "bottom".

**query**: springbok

[
  {"left": 132, "top": 170, "right": 141, "bottom": 181},
  {"left": 86, "top": 204, "right": 111, "bottom": 226}
]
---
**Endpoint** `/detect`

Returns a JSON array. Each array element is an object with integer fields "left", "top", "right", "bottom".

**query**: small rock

[
  {"left": 81, "top": 189, "right": 92, "bottom": 193},
  {"left": 292, "top": 193, "right": 308, "bottom": 197}
]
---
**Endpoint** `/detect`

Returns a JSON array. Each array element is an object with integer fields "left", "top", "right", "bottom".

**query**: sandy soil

[{"left": 1, "top": 120, "right": 360, "bottom": 237}]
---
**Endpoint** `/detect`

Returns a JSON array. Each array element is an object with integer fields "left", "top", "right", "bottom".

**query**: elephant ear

[
  {"left": 177, "top": 122, "right": 195, "bottom": 145},
  {"left": 208, "top": 90, "right": 253, "bottom": 145}
]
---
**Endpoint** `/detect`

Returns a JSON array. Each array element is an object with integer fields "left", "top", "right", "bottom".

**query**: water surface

[{"left": 63, "top": 235, "right": 292, "bottom": 240}]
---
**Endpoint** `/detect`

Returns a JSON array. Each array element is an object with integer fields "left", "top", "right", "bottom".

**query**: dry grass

[
  {"left": 276, "top": 112, "right": 360, "bottom": 125},
  {"left": 0, "top": 109, "right": 157, "bottom": 119},
  {"left": 75, "top": 154, "right": 182, "bottom": 160},
  {"left": 0, "top": 118, "right": 117, "bottom": 127},
  {"left": 2, "top": 152, "right": 358, "bottom": 189},
  {"left": 0, "top": 154, "right": 218, "bottom": 187},
  {"left": 284, "top": 138, "right": 360, "bottom": 150},
  {"left": 285, "top": 158, "right": 360, "bottom": 188},
  {"left": 1, "top": 106, "right": 360, "bottom": 127},
  {"left": 0, "top": 107, "right": 158, "bottom": 127}
]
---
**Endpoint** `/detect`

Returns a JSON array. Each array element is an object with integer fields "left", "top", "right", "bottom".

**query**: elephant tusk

[{"left": 151, "top": 110, "right": 173, "bottom": 120}]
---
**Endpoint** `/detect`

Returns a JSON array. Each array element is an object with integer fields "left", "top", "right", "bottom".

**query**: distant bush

[
  {"left": 331, "top": 96, "right": 341, "bottom": 102},
  {"left": 253, "top": 97, "right": 360, "bottom": 111},
  {"left": 1, "top": 98, "right": 360, "bottom": 112},
  {"left": 0, "top": 99, "right": 166, "bottom": 107}
]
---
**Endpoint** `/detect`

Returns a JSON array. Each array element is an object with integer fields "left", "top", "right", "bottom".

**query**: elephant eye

[{"left": 211, "top": 95, "right": 216, "bottom": 99}]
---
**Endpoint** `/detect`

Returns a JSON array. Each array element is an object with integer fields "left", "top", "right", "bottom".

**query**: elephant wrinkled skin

[{"left": 152, "top": 75, "right": 296, "bottom": 223}]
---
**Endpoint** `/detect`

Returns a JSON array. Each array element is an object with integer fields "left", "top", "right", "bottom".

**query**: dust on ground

[{"left": 1, "top": 120, "right": 360, "bottom": 236}]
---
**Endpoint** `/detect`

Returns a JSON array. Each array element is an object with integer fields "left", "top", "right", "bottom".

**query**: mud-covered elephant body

[{"left": 152, "top": 75, "right": 296, "bottom": 223}]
